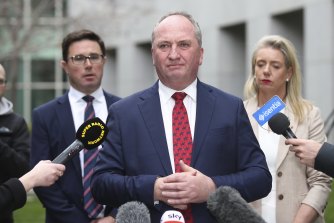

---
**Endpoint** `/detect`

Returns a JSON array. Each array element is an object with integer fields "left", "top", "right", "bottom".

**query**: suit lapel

[
  {"left": 138, "top": 83, "right": 173, "bottom": 175},
  {"left": 192, "top": 82, "right": 215, "bottom": 165},
  {"left": 276, "top": 103, "right": 298, "bottom": 169},
  {"left": 56, "top": 94, "right": 82, "bottom": 177}
]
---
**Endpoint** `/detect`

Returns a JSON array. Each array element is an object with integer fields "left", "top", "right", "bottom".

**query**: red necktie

[
  {"left": 172, "top": 92, "right": 193, "bottom": 223},
  {"left": 82, "top": 95, "right": 103, "bottom": 219}
]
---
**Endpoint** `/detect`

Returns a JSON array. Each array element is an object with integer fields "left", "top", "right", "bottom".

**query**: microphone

[
  {"left": 268, "top": 112, "right": 297, "bottom": 139},
  {"left": 160, "top": 210, "right": 185, "bottom": 223},
  {"left": 115, "top": 201, "right": 151, "bottom": 223},
  {"left": 207, "top": 186, "right": 266, "bottom": 223},
  {"left": 52, "top": 117, "right": 108, "bottom": 164}
]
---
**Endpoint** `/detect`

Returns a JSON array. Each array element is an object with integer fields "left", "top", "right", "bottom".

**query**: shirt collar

[
  {"left": 68, "top": 86, "right": 104, "bottom": 103},
  {"left": 158, "top": 79, "right": 197, "bottom": 104}
]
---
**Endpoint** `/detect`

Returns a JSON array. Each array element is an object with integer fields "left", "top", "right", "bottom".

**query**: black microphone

[
  {"left": 268, "top": 112, "right": 297, "bottom": 139},
  {"left": 207, "top": 186, "right": 266, "bottom": 223},
  {"left": 115, "top": 201, "right": 151, "bottom": 223},
  {"left": 52, "top": 117, "right": 108, "bottom": 164}
]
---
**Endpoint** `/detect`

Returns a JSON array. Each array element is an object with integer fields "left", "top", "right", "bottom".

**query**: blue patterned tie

[{"left": 82, "top": 95, "right": 103, "bottom": 218}]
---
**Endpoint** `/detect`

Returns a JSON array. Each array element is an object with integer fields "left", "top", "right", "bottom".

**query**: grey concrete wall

[{"left": 68, "top": 0, "right": 334, "bottom": 120}]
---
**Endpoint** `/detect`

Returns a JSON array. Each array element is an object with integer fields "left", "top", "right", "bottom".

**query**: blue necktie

[{"left": 82, "top": 95, "right": 103, "bottom": 219}]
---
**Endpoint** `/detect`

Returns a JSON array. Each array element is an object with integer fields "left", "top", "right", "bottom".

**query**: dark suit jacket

[
  {"left": 316, "top": 142, "right": 334, "bottom": 177},
  {"left": 30, "top": 91, "right": 120, "bottom": 223},
  {"left": 91, "top": 81, "right": 272, "bottom": 223}
]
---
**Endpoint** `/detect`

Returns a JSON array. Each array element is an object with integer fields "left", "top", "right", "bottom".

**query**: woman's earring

[{"left": 286, "top": 78, "right": 289, "bottom": 82}]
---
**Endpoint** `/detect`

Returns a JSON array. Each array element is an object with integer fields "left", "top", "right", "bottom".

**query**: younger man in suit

[{"left": 30, "top": 29, "right": 120, "bottom": 223}]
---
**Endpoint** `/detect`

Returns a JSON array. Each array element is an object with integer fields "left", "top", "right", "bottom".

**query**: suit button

[
  {"left": 277, "top": 171, "right": 283, "bottom": 177},
  {"left": 278, "top": 194, "right": 284, "bottom": 200}
]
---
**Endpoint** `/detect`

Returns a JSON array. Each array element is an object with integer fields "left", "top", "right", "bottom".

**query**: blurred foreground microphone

[
  {"left": 160, "top": 210, "right": 185, "bottom": 223},
  {"left": 115, "top": 201, "right": 150, "bottom": 223},
  {"left": 268, "top": 112, "right": 297, "bottom": 139},
  {"left": 207, "top": 186, "right": 266, "bottom": 223},
  {"left": 52, "top": 117, "right": 108, "bottom": 164}
]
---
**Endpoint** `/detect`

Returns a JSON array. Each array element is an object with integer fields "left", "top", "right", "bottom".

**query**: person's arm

[
  {"left": 286, "top": 138, "right": 334, "bottom": 177},
  {"left": 0, "top": 160, "right": 65, "bottom": 213},
  {"left": 286, "top": 138, "right": 321, "bottom": 168},
  {"left": 314, "top": 142, "right": 334, "bottom": 177},
  {"left": 19, "top": 160, "right": 65, "bottom": 192},
  {"left": 0, "top": 178, "right": 27, "bottom": 212}
]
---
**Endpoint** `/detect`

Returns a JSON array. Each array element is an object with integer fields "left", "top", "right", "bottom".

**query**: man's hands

[{"left": 154, "top": 160, "right": 216, "bottom": 210}]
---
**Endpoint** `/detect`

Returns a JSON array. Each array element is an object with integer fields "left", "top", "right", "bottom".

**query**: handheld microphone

[
  {"left": 52, "top": 117, "right": 108, "bottom": 164},
  {"left": 115, "top": 201, "right": 151, "bottom": 223},
  {"left": 207, "top": 186, "right": 266, "bottom": 223},
  {"left": 160, "top": 210, "right": 185, "bottom": 223},
  {"left": 268, "top": 112, "right": 297, "bottom": 139}
]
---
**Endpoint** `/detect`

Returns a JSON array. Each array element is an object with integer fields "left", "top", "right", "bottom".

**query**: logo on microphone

[
  {"left": 160, "top": 210, "right": 185, "bottom": 223},
  {"left": 252, "top": 95, "right": 285, "bottom": 126},
  {"left": 76, "top": 117, "right": 109, "bottom": 149}
]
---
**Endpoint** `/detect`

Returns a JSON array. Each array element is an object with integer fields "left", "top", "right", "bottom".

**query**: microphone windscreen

[
  {"left": 116, "top": 201, "right": 151, "bottom": 223},
  {"left": 268, "top": 112, "right": 290, "bottom": 135},
  {"left": 207, "top": 186, "right": 266, "bottom": 223},
  {"left": 160, "top": 210, "right": 185, "bottom": 223}
]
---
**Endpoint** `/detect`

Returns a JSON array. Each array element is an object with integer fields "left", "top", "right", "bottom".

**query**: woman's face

[{"left": 254, "top": 47, "right": 292, "bottom": 98}]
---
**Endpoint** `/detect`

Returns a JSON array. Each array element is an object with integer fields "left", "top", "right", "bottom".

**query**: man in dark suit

[
  {"left": 30, "top": 30, "right": 120, "bottom": 223},
  {"left": 91, "top": 12, "right": 272, "bottom": 222}
]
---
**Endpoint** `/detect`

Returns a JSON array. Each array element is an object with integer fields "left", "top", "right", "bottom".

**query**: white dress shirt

[{"left": 158, "top": 79, "right": 197, "bottom": 173}]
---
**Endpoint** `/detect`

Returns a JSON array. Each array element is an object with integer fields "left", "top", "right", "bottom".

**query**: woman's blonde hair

[{"left": 244, "top": 35, "right": 312, "bottom": 122}]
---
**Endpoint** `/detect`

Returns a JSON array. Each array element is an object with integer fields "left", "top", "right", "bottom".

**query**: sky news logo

[{"left": 252, "top": 95, "right": 285, "bottom": 126}]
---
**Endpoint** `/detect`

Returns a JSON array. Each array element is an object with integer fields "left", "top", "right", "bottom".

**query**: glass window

[
  {"left": 31, "top": 89, "right": 55, "bottom": 109},
  {"left": 31, "top": 0, "right": 55, "bottom": 17},
  {"left": 0, "top": 1, "right": 23, "bottom": 18},
  {"left": 31, "top": 59, "right": 55, "bottom": 82}
]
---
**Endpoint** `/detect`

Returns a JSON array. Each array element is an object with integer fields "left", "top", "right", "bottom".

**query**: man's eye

[
  {"left": 74, "top": 55, "right": 85, "bottom": 61},
  {"left": 158, "top": 44, "right": 170, "bottom": 49},
  {"left": 89, "top": 54, "right": 100, "bottom": 60},
  {"left": 179, "top": 42, "right": 190, "bottom": 48}
]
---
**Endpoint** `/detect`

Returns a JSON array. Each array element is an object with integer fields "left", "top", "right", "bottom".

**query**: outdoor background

[{"left": 1, "top": 0, "right": 333, "bottom": 222}]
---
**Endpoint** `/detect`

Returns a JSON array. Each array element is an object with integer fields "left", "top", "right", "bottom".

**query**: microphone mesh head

[
  {"left": 116, "top": 201, "right": 151, "bottom": 223},
  {"left": 268, "top": 112, "right": 290, "bottom": 135}
]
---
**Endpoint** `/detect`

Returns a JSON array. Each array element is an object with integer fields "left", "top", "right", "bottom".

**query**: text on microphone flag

[{"left": 252, "top": 95, "right": 285, "bottom": 126}]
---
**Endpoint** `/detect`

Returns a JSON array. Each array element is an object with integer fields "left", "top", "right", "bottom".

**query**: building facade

[{"left": 1, "top": 0, "right": 333, "bottom": 139}]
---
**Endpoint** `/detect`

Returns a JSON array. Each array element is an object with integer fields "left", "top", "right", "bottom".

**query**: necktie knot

[
  {"left": 83, "top": 95, "right": 94, "bottom": 103},
  {"left": 172, "top": 92, "right": 187, "bottom": 101}
]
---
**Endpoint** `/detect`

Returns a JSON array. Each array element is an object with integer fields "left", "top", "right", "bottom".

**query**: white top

[
  {"left": 158, "top": 79, "right": 197, "bottom": 173},
  {"left": 68, "top": 86, "right": 109, "bottom": 175},
  {"left": 258, "top": 121, "right": 280, "bottom": 223}
]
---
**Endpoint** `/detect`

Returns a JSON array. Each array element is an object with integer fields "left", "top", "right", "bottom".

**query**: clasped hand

[{"left": 154, "top": 160, "right": 216, "bottom": 210}]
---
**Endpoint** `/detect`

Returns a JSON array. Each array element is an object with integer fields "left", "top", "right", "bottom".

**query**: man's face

[
  {"left": 61, "top": 40, "right": 105, "bottom": 94},
  {"left": 151, "top": 15, "right": 203, "bottom": 90},
  {"left": 0, "top": 65, "right": 7, "bottom": 98}
]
